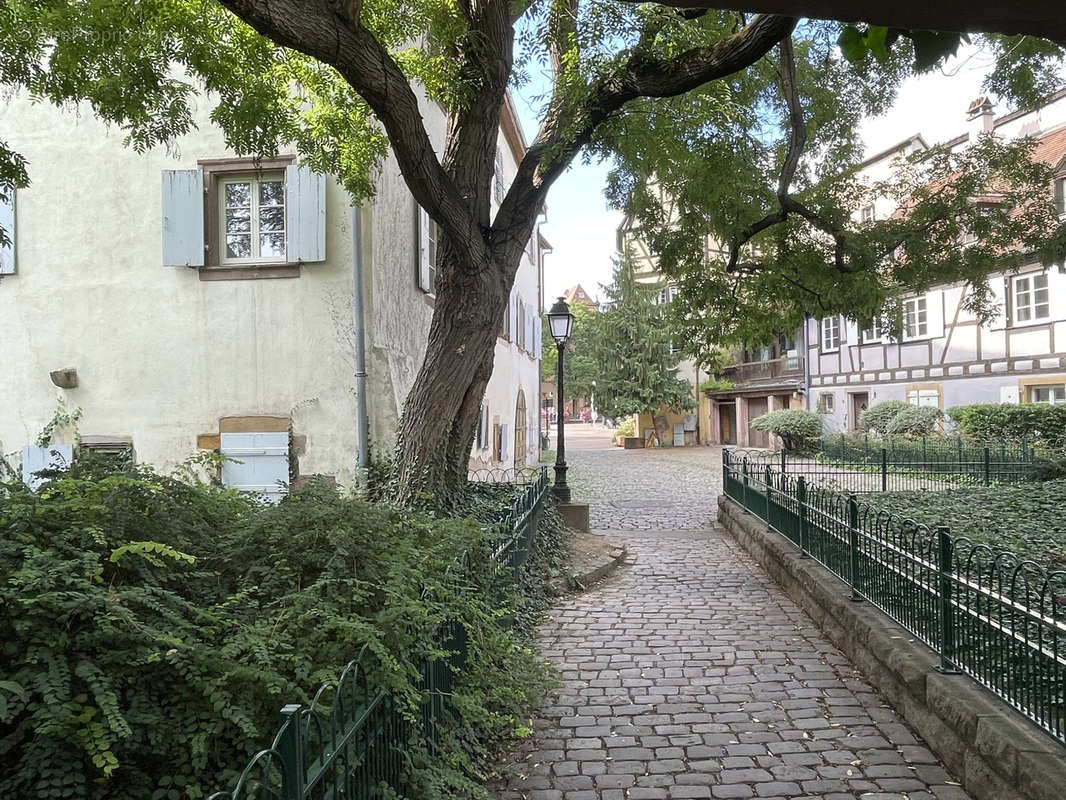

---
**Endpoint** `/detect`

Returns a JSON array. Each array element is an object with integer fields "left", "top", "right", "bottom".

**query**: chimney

[{"left": 966, "top": 96, "right": 995, "bottom": 139}]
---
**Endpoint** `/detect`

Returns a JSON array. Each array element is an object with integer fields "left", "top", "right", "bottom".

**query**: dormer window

[
  {"left": 860, "top": 204, "right": 876, "bottom": 224},
  {"left": 1055, "top": 177, "right": 1065, "bottom": 218}
]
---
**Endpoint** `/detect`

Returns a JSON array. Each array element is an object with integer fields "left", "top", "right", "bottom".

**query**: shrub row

[
  {"left": 0, "top": 457, "right": 557, "bottom": 800},
  {"left": 948, "top": 402, "right": 1066, "bottom": 448}
]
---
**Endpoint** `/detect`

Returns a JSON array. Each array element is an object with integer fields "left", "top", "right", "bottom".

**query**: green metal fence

[
  {"left": 207, "top": 467, "right": 550, "bottom": 800},
  {"left": 732, "top": 433, "right": 1045, "bottom": 493},
  {"left": 723, "top": 450, "right": 1066, "bottom": 746}
]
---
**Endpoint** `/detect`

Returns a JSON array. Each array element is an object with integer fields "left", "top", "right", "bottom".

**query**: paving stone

[{"left": 489, "top": 445, "right": 971, "bottom": 799}]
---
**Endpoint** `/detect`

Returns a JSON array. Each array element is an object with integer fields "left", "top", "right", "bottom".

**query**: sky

[{"left": 515, "top": 43, "right": 1002, "bottom": 309}]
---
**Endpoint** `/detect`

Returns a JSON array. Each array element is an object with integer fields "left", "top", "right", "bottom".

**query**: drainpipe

[
  {"left": 802, "top": 313, "right": 811, "bottom": 411},
  {"left": 351, "top": 207, "right": 370, "bottom": 490}
]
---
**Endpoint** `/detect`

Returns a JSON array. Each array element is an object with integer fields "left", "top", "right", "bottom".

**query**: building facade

[
  {"left": 705, "top": 92, "right": 1066, "bottom": 445},
  {"left": 0, "top": 88, "right": 545, "bottom": 494}
]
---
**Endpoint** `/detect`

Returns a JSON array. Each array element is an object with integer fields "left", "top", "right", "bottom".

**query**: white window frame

[
  {"left": 860, "top": 318, "right": 882, "bottom": 343},
  {"left": 1011, "top": 271, "right": 1050, "bottom": 326},
  {"left": 817, "top": 392, "right": 835, "bottom": 413},
  {"left": 821, "top": 316, "right": 840, "bottom": 352},
  {"left": 219, "top": 172, "right": 287, "bottom": 265},
  {"left": 860, "top": 204, "right": 876, "bottom": 224},
  {"left": 902, "top": 296, "right": 928, "bottom": 341},
  {"left": 426, "top": 217, "right": 439, "bottom": 295},
  {"left": 1030, "top": 383, "right": 1066, "bottom": 404},
  {"left": 906, "top": 388, "right": 940, "bottom": 408}
]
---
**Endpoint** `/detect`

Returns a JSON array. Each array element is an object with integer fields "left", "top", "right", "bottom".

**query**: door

[
  {"left": 747, "top": 397, "right": 769, "bottom": 447},
  {"left": 719, "top": 402, "right": 737, "bottom": 445},
  {"left": 849, "top": 392, "right": 869, "bottom": 431},
  {"left": 514, "top": 390, "right": 527, "bottom": 469},
  {"left": 672, "top": 423, "right": 685, "bottom": 447}
]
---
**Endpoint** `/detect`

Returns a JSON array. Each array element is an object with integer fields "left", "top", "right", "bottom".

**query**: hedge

[
  {"left": 750, "top": 409, "right": 823, "bottom": 452},
  {"left": 948, "top": 402, "right": 1066, "bottom": 448}
]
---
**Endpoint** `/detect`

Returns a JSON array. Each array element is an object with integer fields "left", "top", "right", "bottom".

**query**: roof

[
  {"left": 858, "top": 134, "right": 928, "bottom": 169},
  {"left": 563, "top": 284, "right": 596, "bottom": 309},
  {"left": 1031, "top": 124, "right": 1066, "bottom": 171}
]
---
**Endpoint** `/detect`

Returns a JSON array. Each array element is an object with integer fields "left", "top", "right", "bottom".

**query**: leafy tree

[
  {"left": 589, "top": 256, "right": 695, "bottom": 420},
  {"left": 1, "top": 3, "right": 1062, "bottom": 502},
  {"left": 541, "top": 302, "right": 599, "bottom": 411}
]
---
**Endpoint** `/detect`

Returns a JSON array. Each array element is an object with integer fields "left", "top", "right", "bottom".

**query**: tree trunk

[{"left": 393, "top": 246, "right": 510, "bottom": 507}]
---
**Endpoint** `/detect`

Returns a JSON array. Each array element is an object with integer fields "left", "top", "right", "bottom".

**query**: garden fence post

[
  {"left": 922, "top": 436, "right": 927, "bottom": 465},
  {"left": 797, "top": 476, "right": 809, "bottom": 558},
  {"left": 847, "top": 495, "right": 862, "bottom": 602},
  {"left": 864, "top": 433, "right": 869, "bottom": 462},
  {"left": 780, "top": 449, "right": 786, "bottom": 473},
  {"left": 840, "top": 432, "right": 846, "bottom": 463},
  {"left": 936, "top": 527, "right": 961, "bottom": 674},
  {"left": 880, "top": 448, "right": 888, "bottom": 493},
  {"left": 742, "top": 457, "right": 749, "bottom": 511},
  {"left": 1022, "top": 437, "right": 1029, "bottom": 462},
  {"left": 277, "top": 704, "right": 304, "bottom": 800},
  {"left": 983, "top": 447, "right": 991, "bottom": 487},
  {"left": 765, "top": 464, "right": 773, "bottom": 521}
]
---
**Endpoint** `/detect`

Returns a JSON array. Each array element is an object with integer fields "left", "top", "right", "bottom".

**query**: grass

[{"left": 864, "top": 479, "right": 1066, "bottom": 570}]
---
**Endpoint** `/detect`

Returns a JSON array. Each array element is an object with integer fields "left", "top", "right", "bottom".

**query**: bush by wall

[
  {"left": 884, "top": 404, "right": 942, "bottom": 437},
  {"left": 0, "top": 458, "right": 554, "bottom": 800},
  {"left": 612, "top": 416, "right": 636, "bottom": 444},
  {"left": 750, "top": 409, "right": 823, "bottom": 452},
  {"left": 948, "top": 402, "right": 1066, "bottom": 448},
  {"left": 859, "top": 400, "right": 911, "bottom": 435}
]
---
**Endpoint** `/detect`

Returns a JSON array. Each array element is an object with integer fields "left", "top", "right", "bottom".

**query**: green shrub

[
  {"left": 699, "top": 377, "right": 735, "bottom": 393},
  {"left": 884, "top": 405, "right": 942, "bottom": 437},
  {"left": 750, "top": 409, "right": 823, "bottom": 452},
  {"left": 612, "top": 416, "right": 636, "bottom": 444},
  {"left": 948, "top": 403, "right": 1066, "bottom": 448},
  {"left": 860, "top": 400, "right": 911, "bottom": 435},
  {"left": 0, "top": 459, "right": 552, "bottom": 799}
]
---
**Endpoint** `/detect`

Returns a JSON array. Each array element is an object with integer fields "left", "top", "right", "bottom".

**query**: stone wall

[{"left": 717, "top": 494, "right": 1066, "bottom": 800}]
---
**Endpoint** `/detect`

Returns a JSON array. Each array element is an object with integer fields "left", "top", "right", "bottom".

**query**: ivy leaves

[{"left": 837, "top": 24, "right": 966, "bottom": 71}]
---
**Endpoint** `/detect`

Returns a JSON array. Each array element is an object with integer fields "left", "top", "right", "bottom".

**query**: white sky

[{"left": 516, "top": 44, "right": 1003, "bottom": 309}]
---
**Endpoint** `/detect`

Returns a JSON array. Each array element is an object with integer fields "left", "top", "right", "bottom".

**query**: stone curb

[
  {"left": 717, "top": 494, "right": 1066, "bottom": 800},
  {"left": 566, "top": 542, "right": 629, "bottom": 591}
]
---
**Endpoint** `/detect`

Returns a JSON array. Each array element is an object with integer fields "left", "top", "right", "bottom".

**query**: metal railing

[
  {"left": 718, "top": 355, "right": 804, "bottom": 385},
  {"left": 732, "top": 434, "right": 1045, "bottom": 493},
  {"left": 208, "top": 467, "right": 550, "bottom": 800},
  {"left": 723, "top": 450, "right": 1066, "bottom": 745}
]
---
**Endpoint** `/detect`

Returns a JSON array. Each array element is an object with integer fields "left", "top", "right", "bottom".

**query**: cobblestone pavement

[
  {"left": 564, "top": 431, "right": 724, "bottom": 530},
  {"left": 492, "top": 529, "right": 970, "bottom": 800}
]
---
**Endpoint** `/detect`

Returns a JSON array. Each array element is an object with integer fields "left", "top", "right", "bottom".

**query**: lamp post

[{"left": 547, "top": 296, "right": 575, "bottom": 502}]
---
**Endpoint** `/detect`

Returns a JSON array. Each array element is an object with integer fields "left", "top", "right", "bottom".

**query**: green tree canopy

[
  {"left": 589, "top": 256, "right": 696, "bottom": 419},
  {"left": 541, "top": 301, "right": 599, "bottom": 407}
]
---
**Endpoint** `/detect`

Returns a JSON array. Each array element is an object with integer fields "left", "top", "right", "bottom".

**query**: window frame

[
  {"left": 860, "top": 318, "right": 882, "bottom": 344},
  {"left": 1011, "top": 271, "right": 1050, "bottom": 326},
  {"left": 218, "top": 173, "right": 288, "bottom": 266},
  {"left": 821, "top": 316, "right": 840, "bottom": 352},
  {"left": 1030, "top": 383, "right": 1066, "bottom": 405},
  {"left": 902, "top": 296, "right": 928, "bottom": 341},
  {"left": 817, "top": 392, "right": 835, "bottom": 414},
  {"left": 860, "top": 204, "right": 876, "bottom": 224},
  {"left": 199, "top": 156, "right": 299, "bottom": 280}
]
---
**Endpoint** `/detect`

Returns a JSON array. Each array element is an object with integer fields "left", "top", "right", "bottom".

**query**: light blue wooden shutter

[
  {"left": 499, "top": 424, "right": 509, "bottom": 462},
  {"left": 0, "top": 189, "right": 15, "bottom": 275},
  {"left": 417, "top": 206, "right": 432, "bottom": 292},
  {"left": 534, "top": 316, "right": 542, "bottom": 359},
  {"left": 22, "top": 444, "right": 74, "bottom": 490},
  {"left": 285, "top": 165, "right": 326, "bottom": 263},
  {"left": 509, "top": 293, "right": 519, "bottom": 342},
  {"left": 220, "top": 432, "right": 289, "bottom": 503},
  {"left": 162, "top": 170, "right": 204, "bottom": 267}
]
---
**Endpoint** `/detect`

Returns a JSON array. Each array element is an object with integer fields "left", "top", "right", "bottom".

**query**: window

[
  {"left": 821, "top": 316, "right": 840, "bottom": 351},
  {"left": 861, "top": 318, "right": 882, "bottom": 343},
  {"left": 1031, "top": 384, "right": 1066, "bottom": 404},
  {"left": 417, "top": 207, "right": 440, "bottom": 294},
  {"left": 220, "top": 432, "right": 290, "bottom": 503},
  {"left": 1054, "top": 177, "right": 1064, "bottom": 218},
  {"left": 162, "top": 160, "right": 326, "bottom": 277},
  {"left": 494, "top": 150, "right": 505, "bottom": 205},
  {"left": 219, "top": 174, "right": 286, "bottom": 264},
  {"left": 903, "top": 297, "right": 927, "bottom": 339},
  {"left": 1, "top": 187, "right": 15, "bottom": 276},
  {"left": 1012, "top": 272, "right": 1049, "bottom": 324},
  {"left": 817, "top": 393, "right": 835, "bottom": 413},
  {"left": 907, "top": 388, "right": 939, "bottom": 408},
  {"left": 860, "top": 204, "right": 876, "bottom": 223}
]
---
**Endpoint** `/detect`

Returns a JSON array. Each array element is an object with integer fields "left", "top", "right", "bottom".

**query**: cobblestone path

[{"left": 493, "top": 435, "right": 970, "bottom": 799}]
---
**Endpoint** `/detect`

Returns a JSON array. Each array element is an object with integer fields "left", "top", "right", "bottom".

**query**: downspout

[
  {"left": 802, "top": 313, "right": 811, "bottom": 411},
  {"left": 352, "top": 207, "right": 370, "bottom": 491}
]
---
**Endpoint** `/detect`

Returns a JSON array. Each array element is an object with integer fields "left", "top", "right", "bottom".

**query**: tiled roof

[{"left": 1031, "top": 125, "right": 1066, "bottom": 170}]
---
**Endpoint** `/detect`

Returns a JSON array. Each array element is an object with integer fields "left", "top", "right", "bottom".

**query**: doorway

[
  {"left": 747, "top": 397, "right": 769, "bottom": 447},
  {"left": 514, "top": 390, "right": 527, "bottom": 469},
  {"left": 849, "top": 392, "right": 869, "bottom": 431},
  {"left": 718, "top": 402, "right": 737, "bottom": 445}
]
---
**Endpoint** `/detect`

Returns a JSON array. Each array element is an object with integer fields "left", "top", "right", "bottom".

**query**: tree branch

[
  {"left": 218, "top": 0, "right": 488, "bottom": 269},
  {"left": 494, "top": 13, "right": 797, "bottom": 267}
]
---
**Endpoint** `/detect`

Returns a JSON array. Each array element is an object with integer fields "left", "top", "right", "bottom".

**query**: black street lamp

[{"left": 547, "top": 296, "right": 575, "bottom": 502}]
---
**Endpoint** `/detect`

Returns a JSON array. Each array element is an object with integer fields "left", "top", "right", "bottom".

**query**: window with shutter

[
  {"left": 417, "top": 206, "right": 438, "bottom": 294},
  {"left": 494, "top": 150, "right": 505, "bottom": 204},
  {"left": 821, "top": 317, "right": 840, "bottom": 351},
  {"left": 21, "top": 444, "right": 74, "bottom": 490},
  {"left": 165, "top": 158, "right": 326, "bottom": 279},
  {"left": 1, "top": 187, "right": 15, "bottom": 275},
  {"left": 220, "top": 432, "right": 290, "bottom": 503},
  {"left": 1054, "top": 176, "right": 1064, "bottom": 218}
]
